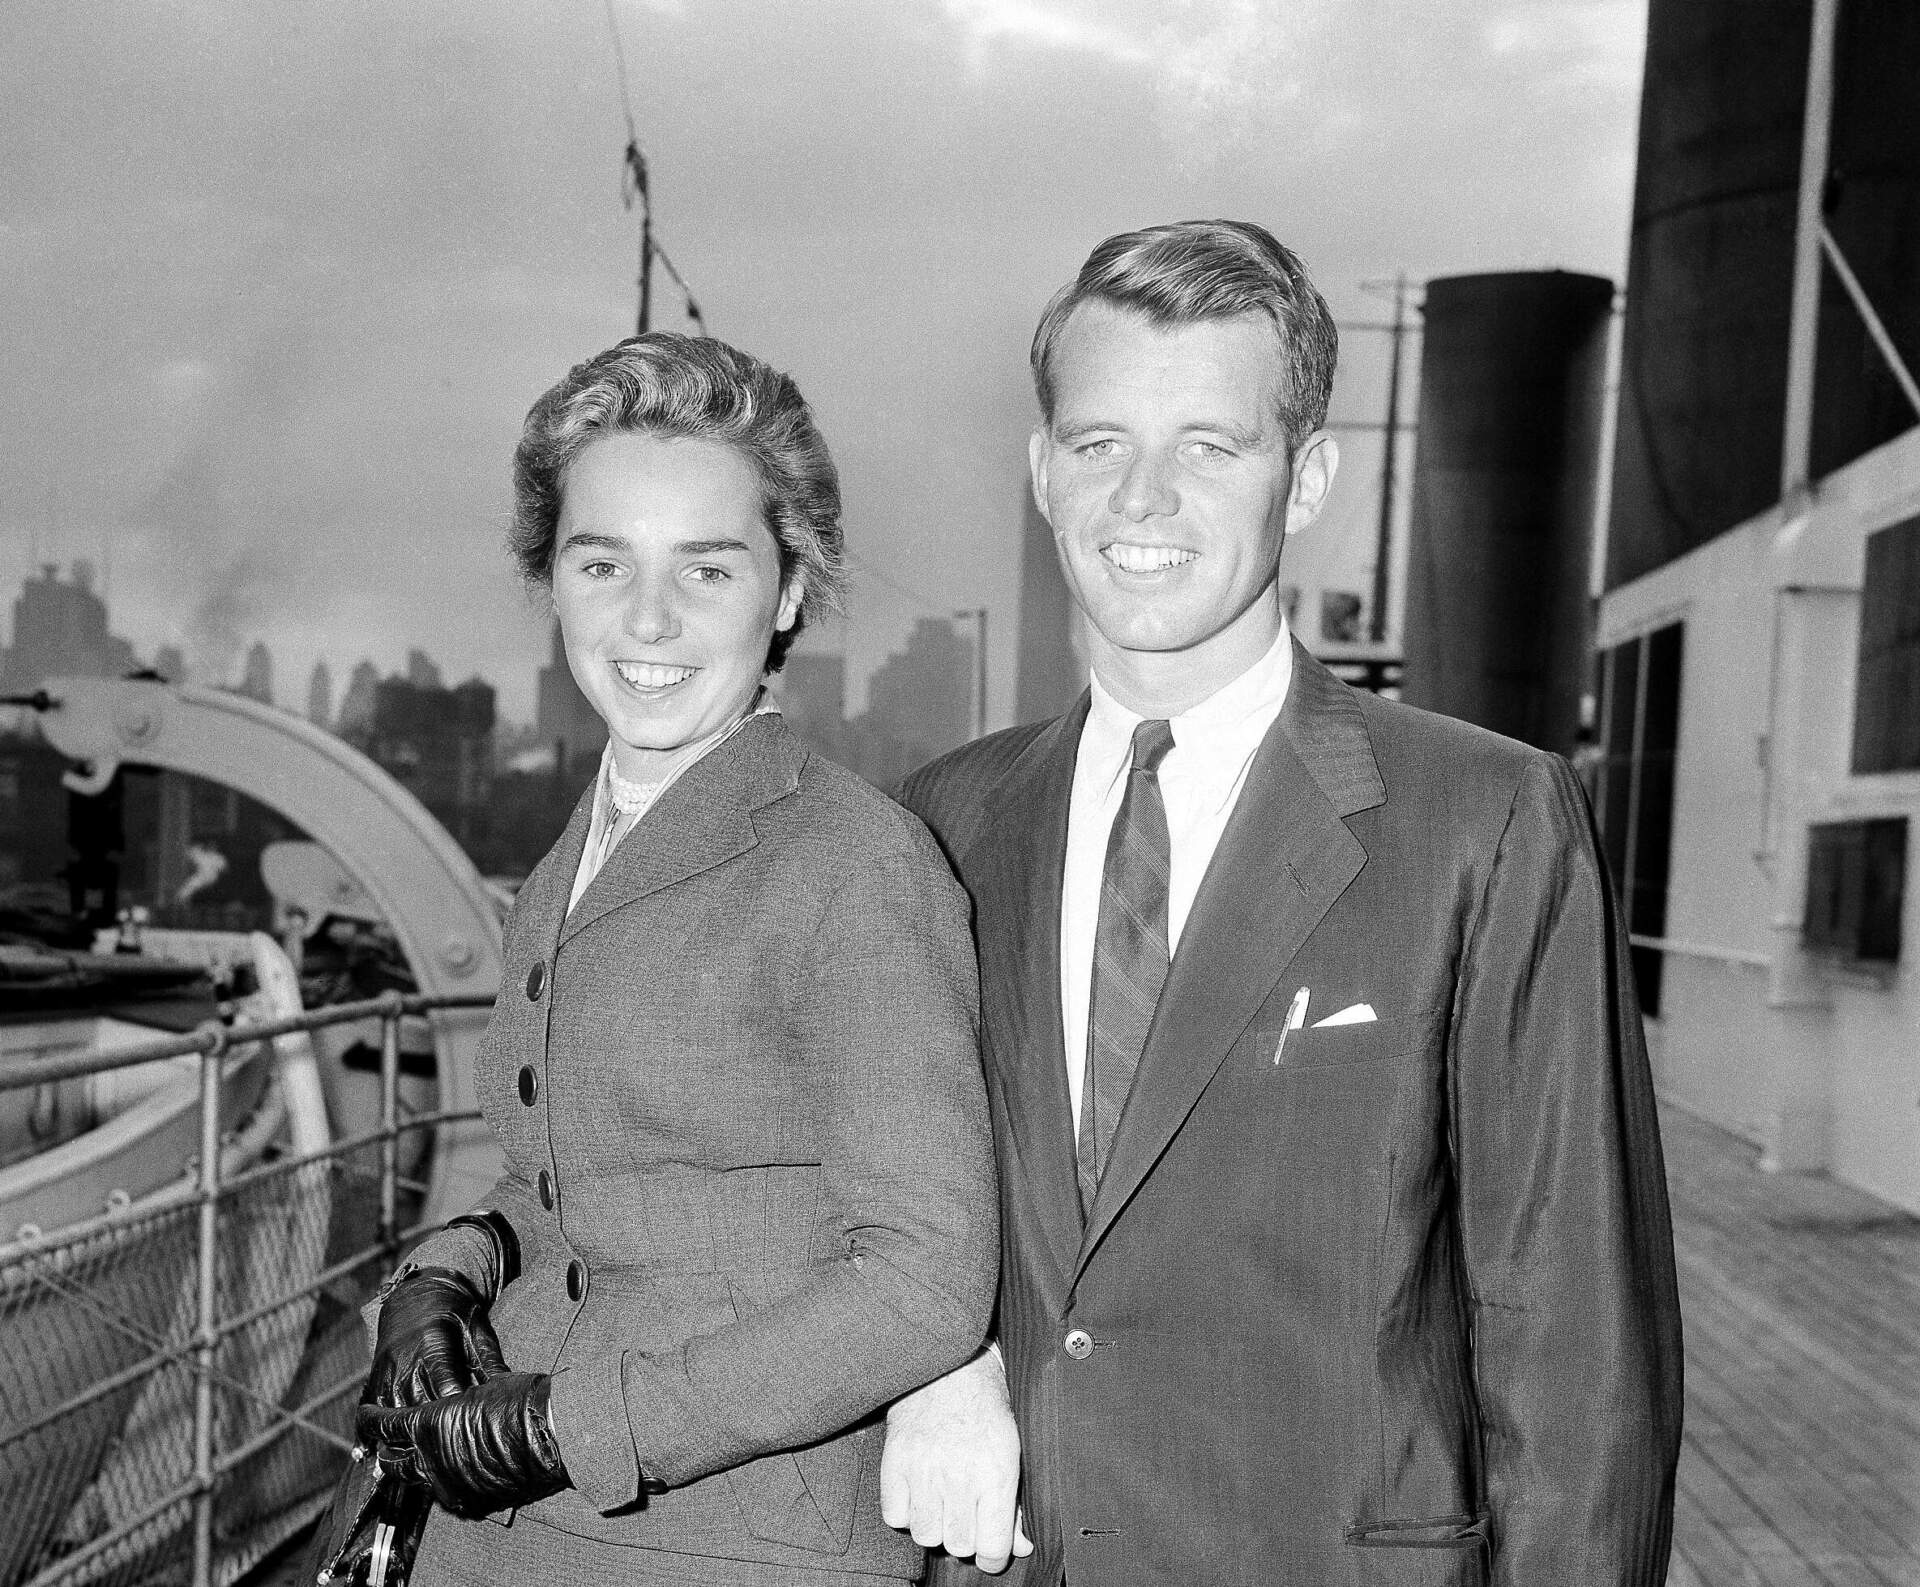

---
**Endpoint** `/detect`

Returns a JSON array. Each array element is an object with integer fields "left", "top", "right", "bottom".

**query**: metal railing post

[
  {"left": 379, "top": 995, "right": 401, "bottom": 1258},
  {"left": 191, "top": 1023, "right": 228, "bottom": 1587},
  {"left": 0, "top": 991, "right": 495, "bottom": 1587}
]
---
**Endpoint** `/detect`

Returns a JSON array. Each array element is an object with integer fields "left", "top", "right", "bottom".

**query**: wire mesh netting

[{"left": 0, "top": 1129, "right": 427, "bottom": 1587}]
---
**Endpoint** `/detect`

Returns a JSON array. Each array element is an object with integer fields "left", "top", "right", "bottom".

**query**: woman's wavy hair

[
  {"left": 1030, "top": 219, "right": 1339, "bottom": 450},
  {"left": 511, "top": 333, "right": 847, "bottom": 673}
]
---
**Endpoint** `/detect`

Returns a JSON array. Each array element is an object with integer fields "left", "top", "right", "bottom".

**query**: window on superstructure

[
  {"left": 1851, "top": 513, "right": 1920, "bottom": 775},
  {"left": 1593, "top": 621, "right": 1685, "bottom": 1016}
]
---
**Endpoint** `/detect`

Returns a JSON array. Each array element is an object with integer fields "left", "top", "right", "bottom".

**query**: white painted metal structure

[
  {"left": 33, "top": 676, "right": 503, "bottom": 1223},
  {"left": 1599, "top": 426, "right": 1920, "bottom": 1216}
]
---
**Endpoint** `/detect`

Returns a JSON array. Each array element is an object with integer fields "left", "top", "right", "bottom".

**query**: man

[{"left": 880, "top": 220, "right": 1682, "bottom": 1585}]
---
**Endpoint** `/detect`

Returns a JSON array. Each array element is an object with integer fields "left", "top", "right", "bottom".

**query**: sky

[{"left": 0, "top": 0, "right": 1648, "bottom": 724}]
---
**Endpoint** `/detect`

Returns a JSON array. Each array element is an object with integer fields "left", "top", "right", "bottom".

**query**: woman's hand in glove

[
  {"left": 357, "top": 1372, "right": 569, "bottom": 1518},
  {"left": 365, "top": 1268, "right": 508, "bottom": 1409}
]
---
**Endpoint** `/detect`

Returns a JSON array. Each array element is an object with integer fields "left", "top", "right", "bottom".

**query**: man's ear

[
  {"left": 1028, "top": 429, "right": 1054, "bottom": 525},
  {"left": 1285, "top": 431, "right": 1340, "bottom": 537}
]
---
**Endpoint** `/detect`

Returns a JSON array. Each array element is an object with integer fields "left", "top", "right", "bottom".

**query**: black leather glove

[
  {"left": 357, "top": 1372, "right": 569, "bottom": 1518},
  {"left": 364, "top": 1268, "right": 508, "bottom": 1410}
]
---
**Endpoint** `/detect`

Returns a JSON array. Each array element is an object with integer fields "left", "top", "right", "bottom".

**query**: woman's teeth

[
  {"left": 614, "top": 661, "right": 697, "bottom": 689},
  {"left": 1103, "top": 544, "right": 1198, "bottom": 573}
]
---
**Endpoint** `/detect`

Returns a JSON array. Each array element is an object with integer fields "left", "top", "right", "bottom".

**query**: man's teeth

[
  {"left": 1104, "top": 544, "right": 1198, "bottom": 573},
  {"left": 614, "top": 661, "right": 697, "bottom": 689}
]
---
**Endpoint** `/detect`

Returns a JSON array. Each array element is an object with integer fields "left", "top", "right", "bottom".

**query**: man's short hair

[
  {"left": 510, "top": 332, "right": 847, "bottom": 673},
  {"left": 1030, "top": 220, "right": 1339, "bottom": 448}
]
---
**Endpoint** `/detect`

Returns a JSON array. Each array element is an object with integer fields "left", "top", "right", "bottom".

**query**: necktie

[{"left": 1078, "top": 718, "right": 1175, "bottom": 1215}]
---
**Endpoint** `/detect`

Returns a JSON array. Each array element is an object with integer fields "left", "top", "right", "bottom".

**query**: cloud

[
  {"left": 153, "top": 357, "right": 218, "bottom": 412},
  {"left": 940, "top": 0, "right": 1153, "bottom": 70},
  {"left": 939, "top": 0, "right": 1316, "bottom": 164},
  {"left": 1153, "top": 1, "right": 1310, "bottom": 164},
  {"left": 1483, "top": 1, "right": 1645, "bottom": 93}
]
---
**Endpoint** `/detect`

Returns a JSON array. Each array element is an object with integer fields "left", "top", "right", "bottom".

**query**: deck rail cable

[{"left": 0, "top": 992, "right": 492, "bottom": 1587}]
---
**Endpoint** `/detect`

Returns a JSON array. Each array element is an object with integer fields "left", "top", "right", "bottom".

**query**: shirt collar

[{"left": 1080, "top": 616, "right": 1293, "bottom": 813}]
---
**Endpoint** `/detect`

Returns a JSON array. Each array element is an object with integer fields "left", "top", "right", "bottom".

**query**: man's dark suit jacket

[{"left": 903, "top": 643, "right": 1683, "bottom": 1587}]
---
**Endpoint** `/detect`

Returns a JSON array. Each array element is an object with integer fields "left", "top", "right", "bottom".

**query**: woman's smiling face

[{"left": 550, "top": 431, "right": 800, "bottom": 781}]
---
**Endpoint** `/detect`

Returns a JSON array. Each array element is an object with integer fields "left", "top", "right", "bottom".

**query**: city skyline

[{"left": 0, "top": 555, "right": 985, "bottom": 794}]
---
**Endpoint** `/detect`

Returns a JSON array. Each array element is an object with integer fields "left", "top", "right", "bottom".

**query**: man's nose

[
  {"left": 621, "top": 578, "right": 682, "bottom": 644},
  {"left": 1109, "top": 451, "right": 1178, "bottom": 521}
]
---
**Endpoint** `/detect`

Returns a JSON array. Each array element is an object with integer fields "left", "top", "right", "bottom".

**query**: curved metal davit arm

[{"left": 34, "top": 676, "right": 504, "bottom": 1225}]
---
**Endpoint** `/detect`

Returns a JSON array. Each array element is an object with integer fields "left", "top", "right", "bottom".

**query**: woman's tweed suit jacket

[{"left": 403, "top": 714, "right": 998, "bottom": 1580}]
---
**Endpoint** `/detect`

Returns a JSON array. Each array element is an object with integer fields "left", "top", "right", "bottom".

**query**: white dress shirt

[{"left": 1059, "top": 621, "right": 1294, "bottom": 1134}]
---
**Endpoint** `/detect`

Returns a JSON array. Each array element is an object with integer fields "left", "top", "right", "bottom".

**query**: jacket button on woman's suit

[
  {"left": 525, "top": 961, "right": 546, "bottom": 1000},
  {"left": 537, "top": 1170, "right": 554, "bottom": 1210},
  {"left": 565, "top": 1260, "right": 585, "bottom": 1303},
  {"left": 517, "top": 1066, "right": 537, "bottom": 1106}
]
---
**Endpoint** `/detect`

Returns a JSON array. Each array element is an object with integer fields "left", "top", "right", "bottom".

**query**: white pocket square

[{"left": 1311, "top": 1003, "right": 1376, "bottom": 1028}]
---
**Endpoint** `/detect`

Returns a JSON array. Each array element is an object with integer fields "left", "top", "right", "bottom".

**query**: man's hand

[{"left": 882, "top": 1349, "right": 1034, "bottom": 1574}]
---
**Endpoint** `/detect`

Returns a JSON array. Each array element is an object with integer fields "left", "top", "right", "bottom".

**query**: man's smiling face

[{"left": 1030, "top": 301, "right": 1334, "bottom": 707}]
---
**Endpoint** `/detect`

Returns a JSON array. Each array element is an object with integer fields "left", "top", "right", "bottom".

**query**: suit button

[
  {"left": 526, "top": 961, "right": 547, "bottom": 1000},
  {"left": 1063, "top": 1328, "right": 1094, "bottom": 1360},
  {"left": 538, "top": 1169, "right": 554, "bottom": 1210},
  {"left": 517, "top": 1066, "right": 537, "bottom": 1106},
  {"left": 566, "top": 1260, "right": 585, "bottom": 1302}
]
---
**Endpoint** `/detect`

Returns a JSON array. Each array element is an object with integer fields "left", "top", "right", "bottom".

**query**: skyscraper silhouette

[{"left": 1013, "top": 485, "right": 1083, "bottom": 724}]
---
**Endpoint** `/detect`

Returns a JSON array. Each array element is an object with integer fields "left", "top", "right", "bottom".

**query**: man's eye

[
  {"left": 581, "top": 559, "right": 621, "bottom": 578},
  {"left": 687, "top": 565, "right": 730, "bottom": 584},
  {"left": 1188, "top": 440, "right": 1231, "bottom": 460},
  {"left": 1077, "top": 438, "right": 1120, "bottom": 460}
]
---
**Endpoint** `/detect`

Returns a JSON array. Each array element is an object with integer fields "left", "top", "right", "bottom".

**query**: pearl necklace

[{"left": 606, "top": 764, "right": 663, "bottom": 819}]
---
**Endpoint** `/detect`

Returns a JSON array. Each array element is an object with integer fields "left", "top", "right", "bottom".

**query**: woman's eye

[
  {"left": 687, "top": 565, "right": 730, "bottom": 584},
  {"left": 581, "top": 559, "right": 621, "bottom": 579}
]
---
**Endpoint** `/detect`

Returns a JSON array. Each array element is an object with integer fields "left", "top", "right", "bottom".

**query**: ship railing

[{"left": 0, "top": 991, "right": 492, "bottom": 1587}]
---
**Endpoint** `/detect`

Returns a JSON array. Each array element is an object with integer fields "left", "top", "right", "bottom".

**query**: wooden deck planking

[
  {"left": 1682, "top": 1274, "right": 1919, "bottom": 1536},
  {"left": 1661, "top": 1101, "right": 1920, "bottom": 1587},
  {"left": 1684, "top": 1306, "right": 1916, "bottom": 1556}
]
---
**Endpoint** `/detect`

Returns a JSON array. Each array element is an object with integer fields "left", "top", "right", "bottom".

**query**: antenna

[
  {"left": 1372, "top": 274, "right": 1409, "bottom": 644},
  {"left": 606, "top": 0, "right": 708, "bottom": 337}
]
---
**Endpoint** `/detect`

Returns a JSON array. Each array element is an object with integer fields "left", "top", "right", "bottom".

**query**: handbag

[{"left": 300, "top": 1444, "right": 434, "bottom": 1587}]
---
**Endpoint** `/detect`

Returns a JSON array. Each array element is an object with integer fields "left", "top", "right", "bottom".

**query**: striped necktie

[{"left": 1078, "top": 718, "right": 1176, "bottom": 1215}]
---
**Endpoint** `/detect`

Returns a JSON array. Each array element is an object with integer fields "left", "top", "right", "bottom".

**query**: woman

[{"left": 357, "top": 334, "right": 997, "bottom": 1586}]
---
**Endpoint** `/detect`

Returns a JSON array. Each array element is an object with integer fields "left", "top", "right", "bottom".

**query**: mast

[
  {"left": 1370, "top": 273, "right": 1409, "bottom": 645},
  {"left": 624, "top": 138, "right": 654, "bottom": 335},
  {"left": 607, "top": 0, "right": 704, "bottom": 337}
]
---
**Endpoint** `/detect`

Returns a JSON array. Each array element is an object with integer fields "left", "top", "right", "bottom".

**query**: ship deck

[
  {"left": 1663, "top": 1102, "right": 1920, "bottom": 1586},
  {"left": 242, "top": 1100, "right": 1920, "bottom": 1587}
]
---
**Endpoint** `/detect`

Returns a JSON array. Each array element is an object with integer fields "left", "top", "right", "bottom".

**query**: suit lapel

[
  {"left": 967, "top": 698, "right": 1088, "bottom": 1304},
  {"left": 1073, "top": 645, "right": 1385, "bottom": 1284},
  {"left": 558, "top": 715, "right": 802, "bottom": 947},
  {"left": 510, "top": 779, "right": 595, "bottom": 960}
]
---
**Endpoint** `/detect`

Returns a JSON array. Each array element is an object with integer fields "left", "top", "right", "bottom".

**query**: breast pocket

[{"left": 1252, "top": 1014, "right": 1421, "bottom": 1072}]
